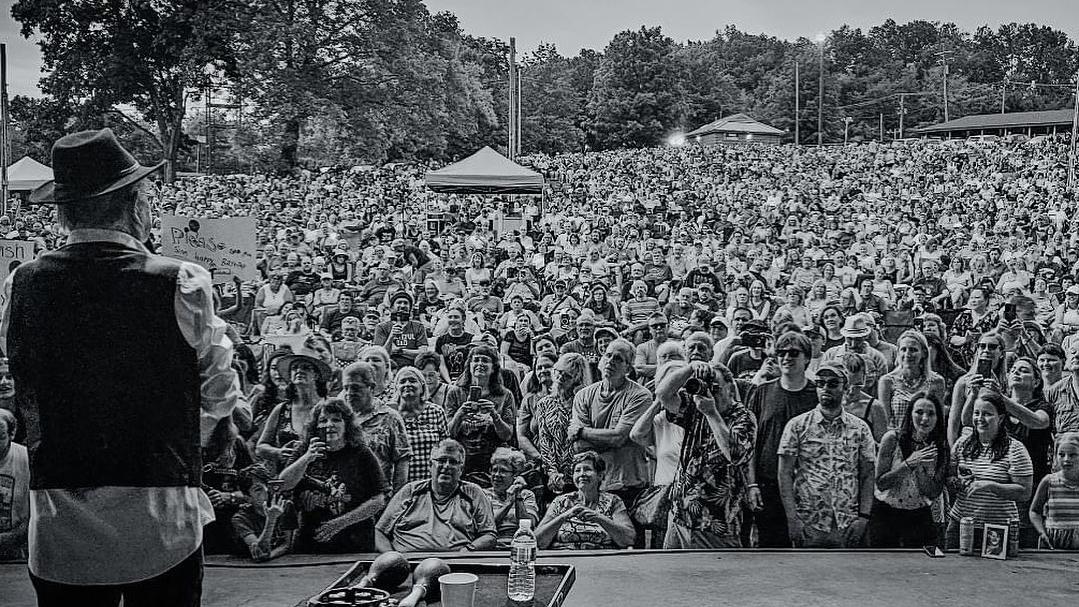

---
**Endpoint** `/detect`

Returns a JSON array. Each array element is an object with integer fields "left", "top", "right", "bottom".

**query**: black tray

[{"left": 306, "top": 560, "right": 575, "bottom": 607}]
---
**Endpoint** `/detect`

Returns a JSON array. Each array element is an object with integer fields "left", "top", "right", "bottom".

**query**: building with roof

[
  {"left": 686, "top": 113, "right": 784, "bottom": 145},
  {"left": 914, "top": 108, "right": 1075, "bottom": 138}
]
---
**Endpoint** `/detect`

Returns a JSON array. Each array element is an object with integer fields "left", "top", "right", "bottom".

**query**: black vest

[{"left": 8, "top": 242, "right": 202, "bottom": 490}]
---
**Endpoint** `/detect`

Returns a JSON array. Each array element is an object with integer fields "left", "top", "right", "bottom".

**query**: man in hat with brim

[
  {"left": 820, "top": 313, "right": 890, "bottom": 392},
  {"left": 0, "top": 129, "right": 246, "bottom": 606}
]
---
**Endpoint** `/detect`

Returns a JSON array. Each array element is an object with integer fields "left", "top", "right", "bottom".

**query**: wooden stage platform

[{"left": 4, "top": 549, "right": 1078, "bottom": 606}]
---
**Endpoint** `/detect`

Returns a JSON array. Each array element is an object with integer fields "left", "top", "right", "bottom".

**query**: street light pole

[
  {"left": 794, "top": 61, "right": 800, "bottom": 146},
  {"left": 843, "top": 117, "right": 853, "bottom": 144},
  {"left": 817, "top": 35, "right": 825, "bottom": 147}
]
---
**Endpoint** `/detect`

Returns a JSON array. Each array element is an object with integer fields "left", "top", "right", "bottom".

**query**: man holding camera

[
  {"left": 726, "top": 319, "right": 771, "bottom": 381},
  {"left": 656, "top": 360, "right": 756, "bottom": 548},
  {"left": 373, "top": 291, "right": 429, "bottom": 368}
]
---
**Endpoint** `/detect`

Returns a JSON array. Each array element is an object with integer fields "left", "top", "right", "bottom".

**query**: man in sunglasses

[
  {"left": 743, "top": 330, "right": 818, "bottom": 547},
  {"left": 633, "top": 313, "right": 670, "bottom": 381},
  {"left": 778, "top": 363, "right": 876, "bottom": 548}
]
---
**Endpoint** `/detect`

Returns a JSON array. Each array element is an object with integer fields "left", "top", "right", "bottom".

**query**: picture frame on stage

[{"left": 981, "top": 524, "right": 1008, "bottom": 560}]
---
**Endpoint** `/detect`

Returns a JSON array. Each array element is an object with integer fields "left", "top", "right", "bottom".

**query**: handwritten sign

[
  {"left": 161, "top": 215, "right": 257, "bottom": 284},
  {"left": 0, "top": 240, "right": 35, "bottom": 308}
]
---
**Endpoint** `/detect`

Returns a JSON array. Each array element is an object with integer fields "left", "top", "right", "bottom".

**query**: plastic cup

[{"left": 438, "top": 572, "right": 479, "bottom": 607}]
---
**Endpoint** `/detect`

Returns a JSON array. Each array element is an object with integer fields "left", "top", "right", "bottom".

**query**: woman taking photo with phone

[
  {"left": 279, "top": 398, "right": 389, "bottom": 553},
  {"left": 446, "top": 345, "right": 517, "bottom": 478},
  {"left": 948, "top": 332, "right": 1008, "bottom": 446}
]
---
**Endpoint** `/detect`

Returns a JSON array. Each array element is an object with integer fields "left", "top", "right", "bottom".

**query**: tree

[
  {"left": 11, "top": 0, "right": 237, "bottom": 181},
  {"left": 519, "top": 43, "right": 585, "bottom": 154},
  {"left": 587, "top": 26, "right": 686, "bottom": 150}
]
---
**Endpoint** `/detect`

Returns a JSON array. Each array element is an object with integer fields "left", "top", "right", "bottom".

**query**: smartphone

[
  {"left": 268, "top": 479, "right": 285, "bottom": 495},
  {"left": 976, "top": 358, "right": 993, "bottom": 378},
  {"left": 923, "top": 545, "right": 945, "bottom": 558},
  {"left": 391, "top": 311, "right": 410, "bottom": 323},
  {"left": 468, "top": 385, "right": 483, "bottom": 402},
  {"left": 1003, "top": 302, "right": 1017, "bottom": 323}
]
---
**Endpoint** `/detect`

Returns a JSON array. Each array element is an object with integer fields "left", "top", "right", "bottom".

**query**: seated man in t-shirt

[
  {"left": 375, "top": 439, "right": 497, "bottom": 553},
  {"left": 231, "top": 464, "right": 296, "bottom": 562}
]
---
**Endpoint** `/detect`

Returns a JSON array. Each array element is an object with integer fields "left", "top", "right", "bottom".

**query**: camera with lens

[
  {"left": 741, "top": 332, "right": 768, "bottom": 349},
  {"left": 684, "top": 378, "right": 708, "bottom": 395}
]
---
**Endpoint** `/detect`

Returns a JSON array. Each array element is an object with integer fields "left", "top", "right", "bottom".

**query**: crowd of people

[{"left": 5, "top": 134, "right": 1079, "bottom": 560}]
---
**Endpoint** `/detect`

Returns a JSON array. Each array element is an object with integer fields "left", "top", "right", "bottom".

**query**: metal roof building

[
  {"left": 914, "top": 109, "right": 1075, "bottom": 138},
  {"left": 686, "top": 113, "right": 784, "bottom": 145}
]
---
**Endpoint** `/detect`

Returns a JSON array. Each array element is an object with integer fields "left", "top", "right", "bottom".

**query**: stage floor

[{"left": 3, "top": 550, "right": 1079, "bottom": 607}]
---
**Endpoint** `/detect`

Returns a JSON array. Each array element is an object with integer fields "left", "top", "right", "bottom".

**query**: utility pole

[
  {"left": 1, "top": 44, "right": 8, "bottom": 217},
  {"left": 1069, "top": 71, "right": 1078, "bottom": 189},
  {"left": 879, "top": 113, "right": 884, "bottom": 142},
  {"left": 937, "top": 47, "right": 952, "bottom": 122},
  {"left": 794, "top": 61, "right": 800, "bottom": 146},
  {"left": 508, "top": 37, "right": 517, "bottom": 161},
  {"left": 843, "top": 116, "right": 853, "bottom": 144},
  {"left": 516, "top": 67, "right": 522, "bottom": 157},
  {"left": 1001, "top": 81, "right": 1007, "bottom": 114},
  {"left": 817, "top": 38, "right": 825, "bottom": 147},
  {"left": 898, "top": 94, "right": 907, "bottom": 139}
]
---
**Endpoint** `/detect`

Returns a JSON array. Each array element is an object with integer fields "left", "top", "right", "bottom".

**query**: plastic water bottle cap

[{"left": 519, "top": 519, "right": 532, "bottom": 531}]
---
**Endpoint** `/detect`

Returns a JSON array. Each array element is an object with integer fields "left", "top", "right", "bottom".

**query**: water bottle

[{"left": 507, "top": 518, "right": 536, "bottom": 601}]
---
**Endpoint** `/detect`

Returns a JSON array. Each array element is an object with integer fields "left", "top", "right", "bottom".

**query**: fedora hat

[
  {"left": 840, "top": 314, "right": 872, "bottom": 338},
  {"left": 29, "top": 128, "right": 164, "bottom": 205}
]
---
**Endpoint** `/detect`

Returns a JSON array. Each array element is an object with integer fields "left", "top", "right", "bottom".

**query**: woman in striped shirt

[{"left": 946, "top": 390, "right": 1033, "bottom": 550}]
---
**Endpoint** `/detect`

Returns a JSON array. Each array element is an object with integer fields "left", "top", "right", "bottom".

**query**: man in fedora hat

[{"left": 0, "top": 129, "right": 246, "bottom": 606}]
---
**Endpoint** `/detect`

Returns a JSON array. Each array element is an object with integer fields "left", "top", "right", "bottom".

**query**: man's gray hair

[
  {"left": 432, "top": 438, "right": 466, "bottom": 460},
  {"left": 56, "top": 182, "right": 146, "bottom": 235},
  {"left": 0, "top": 408, "right": 16, "bottom": 436}
]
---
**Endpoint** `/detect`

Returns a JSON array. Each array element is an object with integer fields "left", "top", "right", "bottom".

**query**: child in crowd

[
  {"left": 231, "top": 464, "right": 297, "bottom": 561},
  {"left": 1029, "top": 432, "right": 1079, "bottom": 550}
]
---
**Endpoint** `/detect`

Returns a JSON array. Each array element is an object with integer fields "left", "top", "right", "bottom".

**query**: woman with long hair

[
  {"left": 878, "top": 330, "right": 948, "bottom": 432},
  {"left": 805, "top": 279, "right": 830, "bottom": 321},
  {"left": 256, "top": 348, "right": 331, "bottom": 472},
  {"left": 517, "top": 354, "right": 557, "bottom": 463},
  {"left": 279, "top": 398, "right": 388, "bottom": 553},
  {"left": 818, "top": 304, "right": 845, "bottom": 351},
  {"left": 1000, "top": 357, "right": 1054, "bottom": 489},
  {"left": 945, "top": 390, "right": 1033, "bottom": 550},
  {"left": 870, "top": 392, "right": 950, "bottom": 547},
  {"left": 948, "top": 332, "right": 1008, "bottom": 446},
  {"left": 447, "top": 344, "right": 517, "bottom": 476},
  {"left": 391, "top": 366, "right": 448, "bottom": 483},
  {"left": 536, "top": 353, "right": 594, "bottom": 495},
  {"left": 747, "top": 279, "right": 773, "bottom": 322},
  {"left": 202, "top": 418, "right": 254, "bottom": 554}
]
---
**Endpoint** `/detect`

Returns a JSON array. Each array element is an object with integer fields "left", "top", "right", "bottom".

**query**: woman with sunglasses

[{"left": 948, "top": 332, "right": 1008, "bottom": 446}]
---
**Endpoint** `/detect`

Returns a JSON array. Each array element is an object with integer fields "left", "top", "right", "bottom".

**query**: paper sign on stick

[{"left": 161, "top": 216, "right": 257, "bottom": 284}]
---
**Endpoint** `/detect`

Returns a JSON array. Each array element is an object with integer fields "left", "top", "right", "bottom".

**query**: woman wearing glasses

[{"left": 948, "top": 332, "right": 1008, "bottom": 446}]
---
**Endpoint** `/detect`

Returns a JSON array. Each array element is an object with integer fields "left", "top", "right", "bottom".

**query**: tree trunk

[{"left": 279, "top": 116, "right": 301, "bottom": 173}]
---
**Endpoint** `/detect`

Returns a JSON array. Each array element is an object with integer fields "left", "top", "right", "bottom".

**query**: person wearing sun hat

[
  {"left": 0, "top": 128, "right": 245, "bottom": 603},
  {"left": 820, "top": 313, "right": 890, "bottom": 392}
]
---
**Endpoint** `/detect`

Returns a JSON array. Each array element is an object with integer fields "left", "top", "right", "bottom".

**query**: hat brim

[
  {"left": 840, "top": 328, "right": 871, "bottom": 338},
  {"left": 276, "top": 354, "right": 333, "bottom": 384},
  {"left": 28, "top": 160, "right": 164, "bottom": 205}
]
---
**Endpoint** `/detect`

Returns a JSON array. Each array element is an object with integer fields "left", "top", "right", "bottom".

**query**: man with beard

[
  {"left": 375, "top": 439, "right": 496, "bottom": 553},
  {"left": 778, "top": 363, "right": 876, "bottom": 548},
  {"left": 373, "top": 292, "right": 429, "bottom": 369},
  {"left": 821, "top": 314, "right": 889, "bottom": 393}
]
